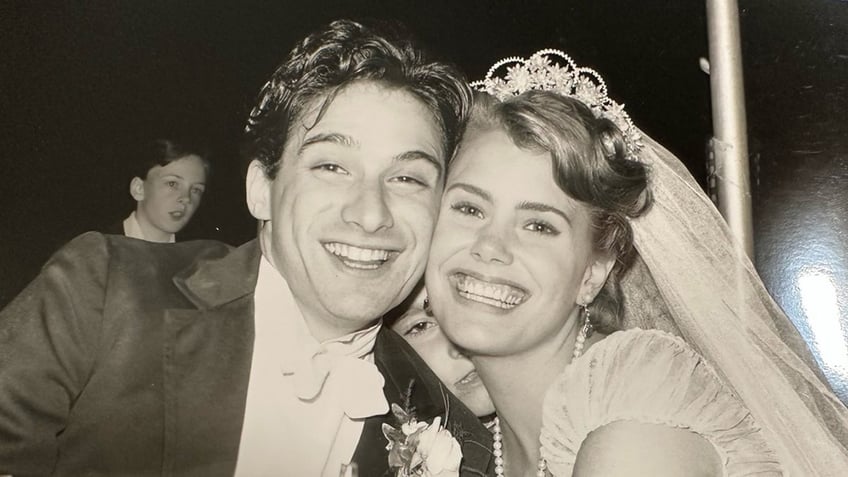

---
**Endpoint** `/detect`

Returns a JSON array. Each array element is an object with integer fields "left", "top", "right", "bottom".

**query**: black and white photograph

[{"left": 1, "top": 1, "right": 847, "bottom": 475}]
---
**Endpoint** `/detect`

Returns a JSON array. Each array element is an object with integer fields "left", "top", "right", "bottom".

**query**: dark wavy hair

[
  {"left": 465, "top": 90, "right": 652, "bottom": 333},
  {"left": 242, "top": 19, "right": 473, "bottom": 179}
]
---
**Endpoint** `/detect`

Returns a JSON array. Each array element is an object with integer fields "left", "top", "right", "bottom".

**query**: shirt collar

[{"left": 123, "top": 211, "right": 176, "bottom": 243}]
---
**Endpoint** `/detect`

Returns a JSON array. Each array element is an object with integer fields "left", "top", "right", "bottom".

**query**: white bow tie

[{"left": 283, "top": 348, "right": 389, "bottom": 419}]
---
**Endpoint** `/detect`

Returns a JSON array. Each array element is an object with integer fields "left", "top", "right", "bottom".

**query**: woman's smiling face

[{"left": 425, "top": 129, "right": 600, "bottom": 358}]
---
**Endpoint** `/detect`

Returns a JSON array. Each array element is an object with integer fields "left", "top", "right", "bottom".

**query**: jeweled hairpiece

[{"left": 471, "top": 49, "right": 644, "bottom": 161}]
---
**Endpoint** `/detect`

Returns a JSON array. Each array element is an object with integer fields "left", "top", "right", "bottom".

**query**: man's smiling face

[{"left": 247, "top": 81, "right": 445, "bottom": 341}]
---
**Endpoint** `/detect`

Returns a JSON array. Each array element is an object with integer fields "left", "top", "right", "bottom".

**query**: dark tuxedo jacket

[{"left": 0, "top": 232, "right": 492, "bottom": 476}]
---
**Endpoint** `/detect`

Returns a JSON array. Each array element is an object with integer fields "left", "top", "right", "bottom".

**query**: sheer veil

[{"left": 622, "top": 131, "right": 848, "bottom": 475}]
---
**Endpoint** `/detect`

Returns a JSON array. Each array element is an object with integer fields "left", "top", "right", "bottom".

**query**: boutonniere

[{"left": 382, "top": 382, "right": 462, "bottom": 477}]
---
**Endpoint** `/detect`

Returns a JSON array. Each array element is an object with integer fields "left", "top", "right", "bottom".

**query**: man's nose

[{"left": 340, "top": 183, "right": 394, "bottom": 232}]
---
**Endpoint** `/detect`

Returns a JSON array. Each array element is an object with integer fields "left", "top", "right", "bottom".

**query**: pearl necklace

[
  {"left": 492, "top": 316, "right": 592, "bottom": 477},
  {"left": 492, "top": 417, "right": 547, "bottom": 477}
]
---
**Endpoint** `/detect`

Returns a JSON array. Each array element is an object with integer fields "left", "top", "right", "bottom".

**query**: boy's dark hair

[{"left": 132, "top": 138, "right": 211, "bottom": 180}]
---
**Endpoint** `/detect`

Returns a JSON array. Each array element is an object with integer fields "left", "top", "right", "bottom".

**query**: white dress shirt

[
  {"left": 122, "top": 211, "right": 175, "bottom": 243},
  {"left": 234, "top": 257, "right": 388, "bottom": 477}
]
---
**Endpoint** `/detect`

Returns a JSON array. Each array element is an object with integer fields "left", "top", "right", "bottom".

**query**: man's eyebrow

[
  {"left": 298, "top": 132, "right": 356, "bottom": 155},
  {"left": 445, "top": 183, "right": 491, "bottom": 202},
  {"left": 395, "top": 150, "right": 443, "bottom": 177},
  {"left": 517, "top": 201, "right": 572, "bottom": 224},
  {"left": 298, "top": 133, "right": 441, "bottom": 170},
  {"left": 299, "top": 132, "right": 443, "bottom": 177}
]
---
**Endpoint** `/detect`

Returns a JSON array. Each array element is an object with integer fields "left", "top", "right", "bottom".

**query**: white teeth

[
  {"left": 456, "top": 274, "right": 526, "bottom": 309},
  {"left": 344, "top": 262, "right": 379, "bottom": 270},
  {"left": 458, "top": 292, "right": 515, "bottom": 309},
  {"left": 324, "top": 243, "right": 391, "bottom": 269}
]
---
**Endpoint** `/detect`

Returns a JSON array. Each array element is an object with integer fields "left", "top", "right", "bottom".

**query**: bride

[{"left": 424, "top": 50, "right": 848, "bottom": 476}]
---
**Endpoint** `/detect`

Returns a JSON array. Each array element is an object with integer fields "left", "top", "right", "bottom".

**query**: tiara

[{"left": 471, "top": 49, "right": 644, "bottom": 161}]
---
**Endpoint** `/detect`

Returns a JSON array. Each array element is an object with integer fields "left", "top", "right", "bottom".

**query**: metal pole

[{"left": 706, "top": 0, "right": 754, "bottom": 259}]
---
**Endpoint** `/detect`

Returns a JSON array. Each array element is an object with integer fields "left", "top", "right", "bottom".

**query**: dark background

[{"left": 1, "top": 0, "right": 846, "bottom": 398}]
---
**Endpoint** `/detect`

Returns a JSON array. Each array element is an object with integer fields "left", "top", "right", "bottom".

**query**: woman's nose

[{"left": 470, "top": 225, "right": 514, "bottom": 265}]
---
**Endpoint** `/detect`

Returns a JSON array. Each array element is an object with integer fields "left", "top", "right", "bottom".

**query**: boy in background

[{"left": 106, "top": 138, "right": 210, "bottom": 242}]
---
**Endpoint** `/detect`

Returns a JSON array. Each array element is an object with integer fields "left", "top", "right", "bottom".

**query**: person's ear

[
  {"left": 129, "top": 177, "right": 145, "bottom": 202},
  {"left": 246, "top": 160, "right": 272, "bottom": 220},
  {"left": 578, "top": 253, "right": 616, "bottom": 303}
]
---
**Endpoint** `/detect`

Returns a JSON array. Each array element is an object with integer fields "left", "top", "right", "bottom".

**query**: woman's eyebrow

[
  {"left": 517, "top": 201, "right": 571, "bottom": 224},
  {"left": 445, "top": 182, "right": 491, "bottom": 201}
]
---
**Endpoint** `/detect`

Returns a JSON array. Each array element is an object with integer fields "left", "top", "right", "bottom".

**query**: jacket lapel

[
  {"left": 353, "top": 327, "right": 493, "bottom": 477},
  {"left": 174, "top": 239, "right": 262, "bottom": 310},
  {"left": 162, "top": 240, "right": 262, "bottom": 476},
  {"left": 164, "top": 240, "right": 492, "bottom": 476}
]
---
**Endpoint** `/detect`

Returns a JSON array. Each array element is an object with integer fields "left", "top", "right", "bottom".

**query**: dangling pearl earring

[
  {"left": 423, "top": 296, "right": 433, "bottom": 316},
  {"left": 573, "top": 303, "right": 594, "bottom": 360}
]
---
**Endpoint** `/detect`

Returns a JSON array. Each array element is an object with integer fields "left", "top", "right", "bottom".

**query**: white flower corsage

[{"left": 383, "top": 402, "right": 462, "bottom": 477}]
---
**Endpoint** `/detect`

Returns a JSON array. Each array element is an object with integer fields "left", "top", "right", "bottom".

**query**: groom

[{"left": 0, "top": 20, "right": 492, "bottom": 476}]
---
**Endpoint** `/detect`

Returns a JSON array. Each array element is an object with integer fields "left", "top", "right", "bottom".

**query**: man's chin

[
  {"left": 324, "top": 296, "right": 396, "bottom": 326},
  {"left": 314, "top": 271, "right": 418, "bottom": 327}
]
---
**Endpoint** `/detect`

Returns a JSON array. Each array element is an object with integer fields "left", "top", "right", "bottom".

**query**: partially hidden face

[
  {"left": 389, "top": 286, "right": 495, "bottom": 418},
  {"left": 134, "top": 154, "right": 207, "bottom": 236},
  {"left": 248, "top": 81, "right": 445, "bottom": 340},
  {"left": 425, "top": 129, "right": 602, "bottom": 357}
]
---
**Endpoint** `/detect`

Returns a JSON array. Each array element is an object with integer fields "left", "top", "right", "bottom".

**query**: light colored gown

[{"left": 540, "top": 328, "right": 782, "bottom": 476}]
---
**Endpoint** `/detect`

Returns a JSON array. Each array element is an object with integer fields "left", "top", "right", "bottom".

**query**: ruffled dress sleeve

[{"left": 539, "top": 328, "right": 782, "bottom": 476}]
